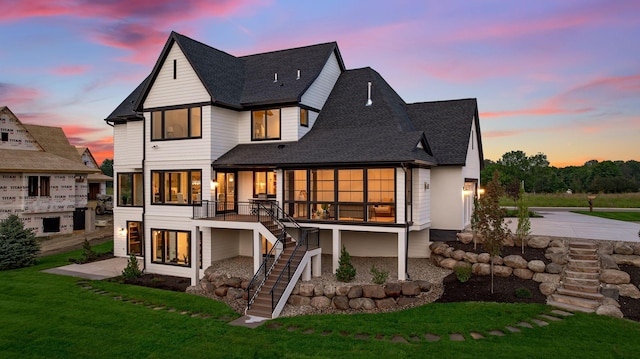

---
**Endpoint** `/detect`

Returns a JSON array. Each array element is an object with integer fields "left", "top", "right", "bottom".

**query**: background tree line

[{"left": 481, "top": 151, "right": 640, "bottom": 193}]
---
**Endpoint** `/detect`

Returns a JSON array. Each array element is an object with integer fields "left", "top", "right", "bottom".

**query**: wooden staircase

[
  {"left": 547, "top": 240, "right": 604, "bottom": 313},
  {"left": 245, "top": 237, "right": 305, "bottom": 318}
]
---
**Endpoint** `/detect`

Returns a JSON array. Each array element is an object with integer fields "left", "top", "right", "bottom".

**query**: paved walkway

[
  {"left": 42, "top": 257, "right": 128, "bottom": 280},
  {"left": 506, "top": 210, "right": 640, "bottom": 242}
]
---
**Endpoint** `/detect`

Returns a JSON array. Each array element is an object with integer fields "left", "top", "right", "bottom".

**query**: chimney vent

[
  {"left": 296, "top": 69, "right": 301, "bottom": 80},
  {"left": 274, "top": 73, "right": 278, "bottom": 82},
  {"left": 365, "top": 81, "right": 373, "bottom": 106}
]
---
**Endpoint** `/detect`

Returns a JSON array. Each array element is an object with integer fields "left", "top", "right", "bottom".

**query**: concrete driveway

[{"left": 507, "top": 210, "right": 640, "bottom": 242}]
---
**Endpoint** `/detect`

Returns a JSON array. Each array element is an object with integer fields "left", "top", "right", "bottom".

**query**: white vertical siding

[
  {"left": 341, "top": 231, "right": 399, "bottom": 257},
  {"left": 280, "top": 107, "right": 298, "bottom": 142},
  {"left": 113, "top": 122, "right": 143, "bottom": 167},
  {"left": 144, "top": 43, "right": 210, "bottom": 109},
  {"left": 113, "top": 208, "right": 143, "bottom": 257},
  {"left": 431, "top": 167, "right": 464, "bottom": 231},
  {"left": 301, "top": 52, "right": 342, "bottom": 110},
  {"left": 298, "top": 110, "right": 318, "bottom": 139},
  {"left": 238, "top": 230, "right": 253, "bottom": 256},
  {"left": 413, "top": 168, "right": 431, "bottom": 227},
  {"left": 211, "top": 106, "right": 239, "bottom": 160},
  {"left": 143, "top": 215, "right": 197, "bottom": 278},
  {"left": 237, "top": 171, "right": 253, "bottom": 202},
  {"left": 408, "top": 228, "right": 430, "bottom": 258}
]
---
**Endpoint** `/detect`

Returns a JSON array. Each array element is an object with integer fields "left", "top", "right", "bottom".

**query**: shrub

[
  {"left": 0, "top": 215, "right": 40, "bottom": 270},
  {"left": 121, "top": 254, "right": 143, "bottom": 280},
  {"left": 335, "top": 245, "right": 356, "bottom": 282},
  {"left": 70, "top": 239, "right": 98, "bottom": 264},
  {"left": 454, "top": 265, "right": 472, "bottom": 282},
  {"left": 370, "top": 265, "right": 388, "bottom": 285},
  {"left": 515, "top": 287, "right": 532, "bottom": 298}
]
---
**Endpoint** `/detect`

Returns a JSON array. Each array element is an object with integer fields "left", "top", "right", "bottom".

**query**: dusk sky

[{"left": 1, "top": 0, "right": 638, "bottom": 167}]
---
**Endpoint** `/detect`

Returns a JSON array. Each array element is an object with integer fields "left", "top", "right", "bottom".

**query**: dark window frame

[
  {"left": 251, "top": 108, "right": 281, "bottom": 141},
  {"left": 151, "top": 169, "right": 202, "bottom": 205},
  {"left": 127, "top": 221, "right": 143, "bottom": 256},
  {"left": 27, "top": 175, "right": 50, "bottom": 197},
  {"left": 117, "top": 172, "right": 143, "bottom": 207},
  {"left": 151, "top": 228, "right": 191, "bottom": 267},
  {"left": 253, "top": 170, "right": 277, "bottom": 198},
  {"left": 300, "top": 108, "right": 309, "bottom": 127},
  {"left": 151, "top": 106, "right": 202, "bottom": 141}
]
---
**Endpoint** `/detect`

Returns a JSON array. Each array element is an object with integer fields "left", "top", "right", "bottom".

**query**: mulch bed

[{"left": 124, "top": 274, "right": 191, "bottom": 292}]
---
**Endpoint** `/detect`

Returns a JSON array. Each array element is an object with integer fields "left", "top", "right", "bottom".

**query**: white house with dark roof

[
  {"left": 0, "top": 106, "right": 97, "bottom": 237},
  {"left": 105, "top": 31, "right": 483, "bottom": 318}
]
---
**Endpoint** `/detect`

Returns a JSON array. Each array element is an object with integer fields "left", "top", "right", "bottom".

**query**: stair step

[
  {"left": 569, "top": 259, "right": 599, "bottom": 267},
  {"left": 570, "top": 247, "right": 597, "bottom": 255},
  {"left": 569, "top": 254, "right": 599, "bottom": 261},
  {"left": 563, "top": 283, "right": 600, "bottom": 293},
  {"left": 564, "top": 277, "right": 600, "bottom": 287},
  {"left": 549, "top": 294, "right": 600, "bottom": 309},
  {"left": 567, "top": 264, "right": 600, "bottom": 273},
  {"left": 556, "top": 287, "right": 604, "bottom": 301},
  {"left": 564, "top": 270, "right": 600, "bottom": 280},
  {"left": 570, "top": 241, "right": 597, "bottom": 250},
  {"left": 246, "top": 309, "right": 272, "bottom": 318},
  {"left": 546, "top": 299, "right": 596, "bottom": 314}
]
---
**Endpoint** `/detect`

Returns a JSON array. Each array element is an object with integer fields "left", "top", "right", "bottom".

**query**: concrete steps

[{"left": 547, "top": 240, "right": 603, "bottom": 313}]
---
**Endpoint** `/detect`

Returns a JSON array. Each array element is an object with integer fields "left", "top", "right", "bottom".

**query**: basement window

[{"left": 1, "top": 132, "right": 7, "bottom": 142}]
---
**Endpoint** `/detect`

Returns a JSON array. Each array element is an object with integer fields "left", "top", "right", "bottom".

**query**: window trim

[
  {"left": 151, "top": 228, "right": 191, "bottom": 267},
  {"left": 117, "top": 172, "right": 143, "bottom": 207},
  {"left": 151, "top": 106, "right": 202, "bottom": 141},
  {"left": 251, "top": 108, "right": 281, "bottom": 141},
  {"left": 27, "top": 175, "right": 50, "bottom": 197},
  {"left": 127, "top": 221, "right": 143, "bottom": 257},
  {"left": 151, "top": 169, "right": 202, "bottom": 205}
]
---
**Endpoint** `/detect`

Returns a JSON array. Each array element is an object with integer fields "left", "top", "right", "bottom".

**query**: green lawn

[
  {"left": 1, "top": 242, "right": 640, "bottom": 358},
  {"left": 573, "top": 211, "right": 640, "bottom": 222},
  {"left": 500, "top": 192, "right": 640, "bottom": 208}
]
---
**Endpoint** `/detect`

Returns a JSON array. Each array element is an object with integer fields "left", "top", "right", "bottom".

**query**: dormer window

[
  {"left": 252, "top": 109, "right": 280, "bottom": 140},
  {"left": 300, "top": 108, "right": 308, "bottom": 127}
]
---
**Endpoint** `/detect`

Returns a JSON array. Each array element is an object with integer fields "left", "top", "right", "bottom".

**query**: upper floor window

[
  {"left": 300, "top": 108, "right": 308, "bottom": 127},
  {"left": 118, "top": 173, "right": 143, "bottom": 206},
  {"left": 28, "top": 176, "right": 50, "bottom": 197},
  {"left": 252, "top": 109, "right": 280, "bottom": 140},
  {"left": 152, "top": 170, "right": 201, "bottom": 205},
  {"left": 151, "top": 107, "right": 201, "bottom": 140}
]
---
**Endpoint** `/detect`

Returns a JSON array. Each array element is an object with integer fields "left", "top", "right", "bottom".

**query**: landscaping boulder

[
  {"left": 472, "top": 263, "right": 491, "bottom": 276},
  {"left": 493, "top": 256, "right": 504, "bottom": 265},
  {"left": 310, "top": 296, "right": 331, "bottom": 309},
  {"left": 430, "top": 254, "right": 445, "bottom": 266},
  {"left": 349, "top": 297, "right": 375, "bottom": 310},
  {"left": 332, "top": 296, "right": 350, "bottom": 310},
  {"left": 415, "top": 280, "right": 432, "bottom": 292},
  {"left": 200, "top": 280, "right": 215, "bottom": 293},
  {"left": 614, "top": 242, "right": 634, "bottom": 255},
  {"left": 617, "top": 284, "right": 640, "bottom": 299},
  {"left": 463, "top": 252, "right": 479, "bottom": 263},
  {"left": 362, "top": 285, "right": 386, "bottom": 299},
  {"left": 452, "top": 250, "right": 466, "bottom": 261},
  {"left": 513, "top": 268, "right": 533, "bottom": 280},
  {"left": 528, "top": 236, "right": 551, "bottom": 248},
  {"left": 633, "top": 243, "right": 640, "bottom": 256},
  {"left": 502, "top": 235, "right": 515, "bottom": 247},
  {"left": 225, "top": 277, "right": 242, "bottom": 288},
  {"left": 599, "top": 242, "right": 614, "bottom": 255},
  {"left": 457, "top": 232, "right": 474, "bottom": 244},
  {"left": 545, "top": 252, "right": 568, "bottom": 265},
  {"left": 601, "top": 286, "right": 620, "bottom": 300},
  {"left": 402, "top": 282, "right": 421, "bottom": 296},
  {"left": 314, "top": 285, "right": 324, "bottom": 297},
  {"left": 292, "top": 283, "right": 300, "bottom": 295},
  {"left": 348, "top": 286, "right": 363, "bottom": 299},
  {"left": 430, "top": 242, "right": 449, "bottom": 255},
  {"left": 440, "top": 258, "right": 458, "bottom": 270},
  {"left": 214, "top": 286, "right": 229, "bottom": 297},
  {"left": 545, "top": 263, "right": 563, "bottom": 274},
  {"left": 288, "top": 295, "right": 311, "bottom": 306},
  {"left": 443, "top": 247, "right": 454, "bottom": 258},
  {"left": 599, "top": 254, "right": 619, "bottom": 270},
  {"left": 454, "top": 261, "right": 472, "bottom": 271},
  {"left": 396, "top": 296, "right": 419, "bottom": 307},
  {"left": 600, "top": 269, "right": 631, "bottom": 284},
  {"left": 549, "top": 239, "right": 565, "bottom": 248},
  {"left": 611, "top": 254, "right": 640, "bottom": 267},
  {"left": 226, "top": 287, "right": 244, "bottom": 300},
  {"left": 539, "top": 282, "right": 558, "bottom": 296},
  {"left": 477, "top": 253, "right": 491, "bottom": 263},
  {"left": 532, "top": 273, "right": 561, "bottom": 283},
  {"left": 528, "top": 260, "right": 546, "bottom": 273},
  {"left": 335, "top": 285, "right": 350, "bottom": 296},
  {"left": 596, "top": 305, "right": 623, "bottom": 319},
  {"left": 324, "top": 284, "right": 336, "bottom": 299},
  {"left": 299, "top": 283, "right": 316, "bottom": 297},
  {"left": 385, "top": 283, "right": 402, "bottom": 297},
  {"left": 545, "top": 247, "right": 566, "bottom": 255},
  {"left": 375, "top": 297, "right": 397, "bottom": 310},
  {"left": 240, "top": 280, "right": 250, "bottom": 290},
  {"left": 504, "top": 255, "right": 528, "bottom": 269},
  {"left": 493, "top": 265, "right": 513, "bottom": 277}
]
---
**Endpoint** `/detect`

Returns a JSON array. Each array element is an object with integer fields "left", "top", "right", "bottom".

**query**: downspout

[{"left": 140, "top": 113, "right": 147, "bottom": 274}]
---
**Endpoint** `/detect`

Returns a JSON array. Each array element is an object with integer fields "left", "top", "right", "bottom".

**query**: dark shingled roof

[
  {"left": 213, "top": 68, "right": 439, "bottom": 167},
  {"left": 407, "top": 99, "right": 481, "bottom": 166},
  {"left": 105, "top": 76, "right": 148, "bottom": 122}
]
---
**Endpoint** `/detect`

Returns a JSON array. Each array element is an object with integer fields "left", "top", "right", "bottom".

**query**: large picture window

[
  {"left": 152, "top": 170, "right": 201, "bottom": 205},
  {"left": 152, "top": 229, "right": 190, "bottom": 266},
  {"left": 252, "top": 109, "right": 280, "bottom": 140},
  {"left": 151, "top": 107, "right": 201, "bottom": 140},
  {"left": 117, "top": 173, "right": 143, "bottom": 206},
  {"left": 283, "top": 168, "right": 396, "bottom": 223}
]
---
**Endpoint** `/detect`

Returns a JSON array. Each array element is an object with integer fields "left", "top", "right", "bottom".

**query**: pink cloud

[
  {"left": 0, "top": 83, "right": 43, "bottom": 107},
  {"left": 50, "top": 65, "right": 92, "bottom": 76},
  {"left": 481, "top": 106, "right": 592, "bottom": 119},
  {"left": 70, "top": 135, "right": 114, "bottom": 164}
]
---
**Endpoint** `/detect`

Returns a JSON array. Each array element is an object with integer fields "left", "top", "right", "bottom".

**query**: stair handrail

[{"left": 246, "top": 231, "right": 286, "bottom": 310}]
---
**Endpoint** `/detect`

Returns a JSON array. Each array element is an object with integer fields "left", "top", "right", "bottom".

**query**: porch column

[
  {"left": 397, "top": 230, "right": 406, "bottom": 281},
  {"left": 191, "top": 226, "right": 201, "bottom": 286},
  {"left": 253, "top": 229, "right": 261, "bottom": 273},
  {"left": 332, "top": 228, "right": 341, "bottom": 275},
  {"left": 302, "top": 261, "right": 311, "bottom": 281},
  {"left": 312, "top": 254, "right": 321, "bottom": 277}
]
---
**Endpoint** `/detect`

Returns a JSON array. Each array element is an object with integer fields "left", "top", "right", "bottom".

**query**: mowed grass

[
  {"left": 500, "top": 192, "right": 640, "bottom": 208},
  {"left": 573, "top": 211, "right": 640, "bottom": 222},
  {"left": 1, "top": 242, "right": 640, "bottom": 358}
]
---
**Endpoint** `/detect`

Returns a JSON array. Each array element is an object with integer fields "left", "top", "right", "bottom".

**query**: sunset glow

[{"left": 1, "top": 0, "right": 638, "bottom": 166}]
